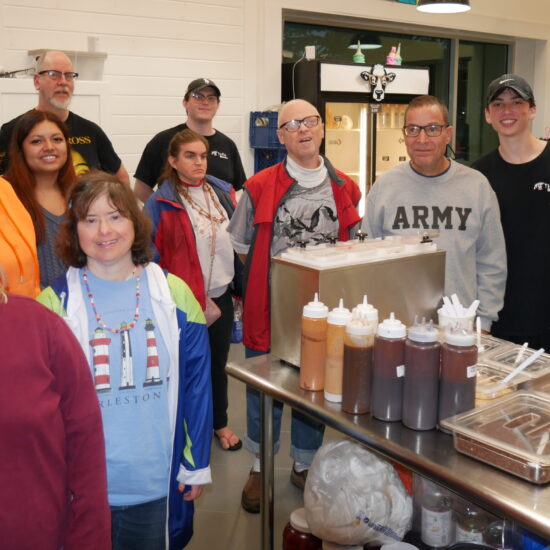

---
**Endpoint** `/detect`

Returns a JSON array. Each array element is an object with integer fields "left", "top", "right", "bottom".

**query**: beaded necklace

[
  {"left": 82, "top": 266, "right": 141, "bottom": 333},
  {"left": 178, "top": 180, "right": 227, "bottom": 223}
]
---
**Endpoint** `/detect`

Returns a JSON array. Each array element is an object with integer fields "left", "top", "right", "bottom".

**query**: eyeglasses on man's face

[
  {"left": 278, "top": 115, "right": 321, "bottom": 133},
  {"left": 37, "top": 70, "right": 79, "bottom": 81},
  {"left": 403, "top": 124, "right": 448, "bottom": 138},
  {"left": 190, "top": 92, "right": 219, "bottom": 104}
]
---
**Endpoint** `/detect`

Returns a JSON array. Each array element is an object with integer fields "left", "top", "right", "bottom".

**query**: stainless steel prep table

[{"left": 226, "top": 355, "right": 550, "bottom": 550}]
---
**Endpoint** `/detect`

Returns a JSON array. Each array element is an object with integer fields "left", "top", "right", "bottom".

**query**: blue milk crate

[
  {"left": 249, "top": 111, "right": 285, "bottom": 149},
  {"left": 253, "top": 148, "right": 286, "bottom": 173}
]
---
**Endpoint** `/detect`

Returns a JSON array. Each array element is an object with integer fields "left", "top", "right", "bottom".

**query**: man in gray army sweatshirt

[{"left": 362, "top": 95, "right": 506, "bottom": 332}]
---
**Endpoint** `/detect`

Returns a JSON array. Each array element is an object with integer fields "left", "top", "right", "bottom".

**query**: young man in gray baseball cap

[
  {"left": 472, "top": 74, "right": 550, "bottom": 350},
  {"left": 485, "top": 73, "right": 535, "bottom": 106}
]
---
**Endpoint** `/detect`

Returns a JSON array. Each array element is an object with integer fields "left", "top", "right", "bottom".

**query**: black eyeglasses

[
  {"left": 403, "top": 124, "right": 448, "bottom": 137},
  {"left": 37, "top": 70, "right": 79, "bottom": 81},
  {"left": 279, "top": 115, "right": 321, "bottom": 133},
  {"left": 190, "top": 92, "right": 219, "bottom": 104}
]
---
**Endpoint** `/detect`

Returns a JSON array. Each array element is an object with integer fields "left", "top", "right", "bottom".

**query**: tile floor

[{"left": 187, "top": 343, "right": 339, "bottom": 550}]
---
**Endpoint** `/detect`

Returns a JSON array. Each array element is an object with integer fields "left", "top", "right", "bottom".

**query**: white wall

[
  {"left": 1, "top": 0, "right": 550, "bottom": 177},
  {"left": 0, "top": 0, "right": 247, "bottom": 175}
]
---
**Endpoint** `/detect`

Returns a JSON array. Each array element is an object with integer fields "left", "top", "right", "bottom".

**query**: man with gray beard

[{"left": 0, "top": 50, "right": 129, "bottom": 183}]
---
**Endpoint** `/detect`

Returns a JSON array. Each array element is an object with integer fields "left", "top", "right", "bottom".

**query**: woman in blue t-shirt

[{"left": 38, "top": 171, "right": 212, "bottom": 550}]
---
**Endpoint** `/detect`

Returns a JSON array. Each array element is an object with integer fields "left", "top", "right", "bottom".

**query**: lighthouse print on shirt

[
  {"left": 88, "top": 317, "right": 164, "bottom": 392},
  {"left": 82, "top": 270, "right": 168, "bottom": 403}
]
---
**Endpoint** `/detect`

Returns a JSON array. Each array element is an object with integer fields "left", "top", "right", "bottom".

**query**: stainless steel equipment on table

[
  {"left": 270, "top": 248, "right": 445, "bottom": 366},
  {"left": 226, "top": 356, "right": 550, "bottom": 550}
]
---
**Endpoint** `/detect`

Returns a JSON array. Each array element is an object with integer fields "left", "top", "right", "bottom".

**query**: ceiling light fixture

[{"left": 416, "top": 0, "right": 471, "bottom": 13}]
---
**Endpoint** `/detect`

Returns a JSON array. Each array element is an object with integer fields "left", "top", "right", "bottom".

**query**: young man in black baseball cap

[
  {"left": 472, "top": 74, "right": 550, "bottom": 350},
  {"left": 134, "top": 77, "right": 246, "bottom": 202}
]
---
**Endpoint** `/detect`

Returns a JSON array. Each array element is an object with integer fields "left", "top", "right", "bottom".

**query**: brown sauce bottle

[
  {"left": 372, "top": 313, "right": 407, "bottom": 421},
  {"left": 438, "top": 328, "right": 477, "bottom": 431},
  {"left": 342, "top": 314, "right": 374, "bottom": 414},
  {"left": 403, "top": 321, "right": 441, "bottom": 431}
]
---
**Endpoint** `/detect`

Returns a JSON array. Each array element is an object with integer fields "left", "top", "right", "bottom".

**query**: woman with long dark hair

[{"left": 5, "top": 108, "right": 76, "bottom": 287}]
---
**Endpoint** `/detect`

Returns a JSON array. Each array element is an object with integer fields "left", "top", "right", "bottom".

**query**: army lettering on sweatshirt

[{"left": 362, "top": 160, "right": 506, "bottom": 331}]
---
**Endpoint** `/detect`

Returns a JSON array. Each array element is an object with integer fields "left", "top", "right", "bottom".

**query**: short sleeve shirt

[
  {"left": 134, "top": 123, "right": 246, "bottom": 190},
  {"left": 0, "top": 111, "right": 122, "bottom": 176}
]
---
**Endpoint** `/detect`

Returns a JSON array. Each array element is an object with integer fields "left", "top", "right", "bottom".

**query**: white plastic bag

[{"left": 304, "top": 438, "right": 412, "bottom": 547}]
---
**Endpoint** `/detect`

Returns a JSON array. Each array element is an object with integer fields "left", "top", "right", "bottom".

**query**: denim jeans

[
  {"left": 243, "top": 348, "right": 324, "bottom": 466},
  {"left": 111, "top": 497, "right": 166, "bottom": 550}
]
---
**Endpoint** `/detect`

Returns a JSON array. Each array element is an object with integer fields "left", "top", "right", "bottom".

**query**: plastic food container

[
  {"left": 437, "top": 308, "right": 475, "bottom": 331},
  {"left": 530, "top": 378, "right": 550, "bottom": 395},
  {"left": 475, "top": 362, "right": 529, "bottom": 407},
  {"left": 484, "top": 347, "right": 550, "bottom": 380},
  {"left": 441, "top": 392, "right": 550, "bottom": 484},
  {"left": 477, "top": 334, "right": 511, "bottom": 356}
]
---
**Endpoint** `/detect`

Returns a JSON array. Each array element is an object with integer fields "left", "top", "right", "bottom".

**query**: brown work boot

[
  {"left": 241, "top": 469, "right": 260, "bottom": 513},
  {"left": 290, "top": 463, "right": 308, "bottom": 490}
]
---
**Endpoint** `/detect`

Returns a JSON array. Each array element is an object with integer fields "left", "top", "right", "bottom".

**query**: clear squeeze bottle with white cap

[
  {"left": 372, "top": 312, "right": 407, "bottom": 421},
  {"left": 438, "top": 327, "right": 477, "bottom": 429},
  {"left": 300, "top": 293, "right": 329, "bottom": 391},
  {"left": 352, "top": 294, "right": 379, "bottom": 330},
  {"left": 402, "top": 320, "right": 441, "bottom": 431},
  {"left": 324, "top": 299, "right": 352, "bottom": 403},
  {"left": 342, "top": 313, "right": 374, "bottom": 414}
]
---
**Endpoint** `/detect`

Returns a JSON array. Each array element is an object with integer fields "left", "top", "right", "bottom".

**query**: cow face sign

[{"left": 360, "top": 64, "right": 397, "bottom": 102}]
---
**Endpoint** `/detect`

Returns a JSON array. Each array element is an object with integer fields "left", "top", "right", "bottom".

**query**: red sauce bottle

[{"left": 283, "top": 508, "right": 322, "bottom": 550}]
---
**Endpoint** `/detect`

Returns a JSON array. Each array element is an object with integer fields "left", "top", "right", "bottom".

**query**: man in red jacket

[{"left": 228, "top": 99, "right": 361, "bottom": 513}]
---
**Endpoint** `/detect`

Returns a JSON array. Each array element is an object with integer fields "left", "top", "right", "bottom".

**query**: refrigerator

[{"left": 282, "top": 60, "right": 429, "bottom": 215}]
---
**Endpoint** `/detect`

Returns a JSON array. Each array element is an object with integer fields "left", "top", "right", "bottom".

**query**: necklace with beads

[
  {"left": 178, "top": 180, "right": 227, "bottom": 223},
  {"left": 82, "top": 266, "right": 141, "bottom": 333}
]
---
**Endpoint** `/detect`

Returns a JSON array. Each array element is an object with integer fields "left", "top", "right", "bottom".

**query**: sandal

[{"left": 214, "top": 428, "right": 243, "bottom": 451}]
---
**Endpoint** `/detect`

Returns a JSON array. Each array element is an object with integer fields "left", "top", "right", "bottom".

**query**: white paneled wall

[
  {"left": 0, "top": 0, "right": 249, "bottom": 177},
  {"left": 2, "top": 0, "right": 550, "bottom": 179}
]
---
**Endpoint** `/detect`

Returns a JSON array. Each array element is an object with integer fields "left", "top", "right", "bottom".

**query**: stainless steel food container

[{"left": 270, "top": 249, "right": 445, "bottom": 366}]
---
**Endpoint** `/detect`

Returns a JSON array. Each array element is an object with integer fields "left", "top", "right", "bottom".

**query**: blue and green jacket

[{"left": 38, "top": 262, "right": 212, "bottom": 549}]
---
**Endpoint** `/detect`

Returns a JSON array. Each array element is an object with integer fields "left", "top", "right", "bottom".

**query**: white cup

[{"left": 437, "top": 307, "right": 474, "bottom": 331}]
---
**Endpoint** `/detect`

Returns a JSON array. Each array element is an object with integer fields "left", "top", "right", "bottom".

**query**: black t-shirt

[
  {"left": 472, "top": 142, "right": 550, "bottom": 338},
  {"left": 134, "top": 123, "right": 246, "bottom": 190},
  {"left": 0, "top": 111, "right": 122, "bottom": 176}
]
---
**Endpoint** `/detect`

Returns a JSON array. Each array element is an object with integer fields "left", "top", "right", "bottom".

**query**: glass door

[
  {"left": 324, "top": 101, "right": 370, "bottom": 216},
  {"left": 374, "top": 103, "right": 409, "bottom": 180}
]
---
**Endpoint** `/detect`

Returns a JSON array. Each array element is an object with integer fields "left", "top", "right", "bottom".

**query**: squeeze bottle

[
  {"left": 438, "top": 327, "right": 477, "bottom": 429},
  {"left": 402, "top": 320, "right": 440, "bottom": 431},
  {"left": 342, "top": 313, "right": 374, "bottom": 414},
  {"left": 372, "top": 312, "right": 407, "bottom": 421},
  {"left": 299, "top": 293, "right": 329, "bottom": 391},
  {"left": 324, "top": 299, "right": 351, "bottom": 403}
]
